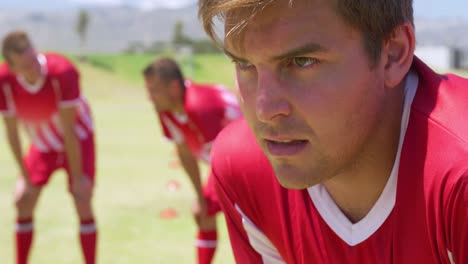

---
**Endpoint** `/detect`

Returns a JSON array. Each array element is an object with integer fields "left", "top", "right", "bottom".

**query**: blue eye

[{"left": 291, "top": 57, "right": 318, "bottom": 67}]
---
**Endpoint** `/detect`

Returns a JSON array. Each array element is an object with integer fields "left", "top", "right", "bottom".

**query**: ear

[{"left": 382, "top": 22, "right": 415, "bottom": 88}]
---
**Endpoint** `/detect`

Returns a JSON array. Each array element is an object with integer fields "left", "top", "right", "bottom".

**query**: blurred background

[
  {"left": 0, "top": 0, "right": 466, "bottom": 263},
  {"left": 0, "top": 0, "right": 466, "bottom": 70}
]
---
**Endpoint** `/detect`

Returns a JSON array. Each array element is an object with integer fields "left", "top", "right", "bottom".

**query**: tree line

[{"left": 75, "top": 10, "right": 220, "bottom": 55}]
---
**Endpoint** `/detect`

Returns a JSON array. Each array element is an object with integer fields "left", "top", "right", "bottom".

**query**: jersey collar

[
  {"left": 307, "top": 69, "right": 419, "bottom": 246},
  {"left": 17, "top": 53, "right": 48, "bottom": 94}
]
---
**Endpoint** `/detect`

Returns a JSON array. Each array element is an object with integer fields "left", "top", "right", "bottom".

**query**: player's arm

[
  {"left": 53, "top": 65, "right": 90, "bottom": 198},
  {"left": 447, "top": 174, "right": 467, "bottom": 263},
  {"left": 176, "top": 142, "right": 203, "bottom": 201},
  {"left": 211, "top": 168, "right": 264, "bottom": 262},
  {"left": 59, "top": 105, "right": 82, "bottom": 181},
  {"left": 3, "top": 115, "right": 29, "bottom": 180}
]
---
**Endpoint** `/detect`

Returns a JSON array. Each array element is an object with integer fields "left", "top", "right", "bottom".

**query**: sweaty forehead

[{"left": 224, "top": 0, "right": 341, "bottom": 57}]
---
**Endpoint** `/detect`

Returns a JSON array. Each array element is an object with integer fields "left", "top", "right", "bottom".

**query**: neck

[
  {"left": 22, "top": 57, "right": 42, "bottom": 85},
  {"left": 323, "top": 84, "right": 405, "bottom": 223},
  {"left": 172, "top": 103, "right": 185, "bottom": 114},
  {"left": 24, "top": 73, "right": 41, "bottom": 85}
]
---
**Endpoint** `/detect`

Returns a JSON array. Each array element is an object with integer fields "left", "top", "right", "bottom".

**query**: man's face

[
  {"left": 9, "top": 47, "right": 41, "bottom": 81},
  {"left": 145, "top": 74, "right": 179, "bottom": 112},
  {"left": 225, "top": 0, "right": 388, "bottom": 189}
]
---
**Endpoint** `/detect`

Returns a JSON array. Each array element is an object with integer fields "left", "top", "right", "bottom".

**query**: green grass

[
  {"left": 0, "top": 54, "right": 236, "bottom": 264},
  {"left": 80, "top": 53, "right": 236, "bottom": 89}
]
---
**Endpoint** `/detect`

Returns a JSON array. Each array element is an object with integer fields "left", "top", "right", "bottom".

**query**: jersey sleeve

[
  {"left": 211, "top": 168, "right": 264, "bottom": 263},
  {"left": 55, "top": 66, "right": 80, "bottom": 107},
  {"left": 159, "top": 114, "right": 184, "bottom": 144},
  {"left": 446, "top": 174, "right": 467, "bottom": 263},
  {"left": 0, "top": 82, "right": 15, "bottom": 116},
  {"left": 197, "top": 87, "right": 242, "bottom": 142},
  {"left": 223, "top": 100, "right": 242, "bottom": 124},
  {"left": 218, "top": 87, "right": 242, "bottom": 123}
]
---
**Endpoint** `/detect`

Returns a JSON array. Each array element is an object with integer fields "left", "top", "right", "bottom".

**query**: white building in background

[{"left": 415, "top": 45, "right": 462, "bottom": 70}]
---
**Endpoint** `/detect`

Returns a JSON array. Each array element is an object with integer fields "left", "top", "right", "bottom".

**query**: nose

[{"left": 255, "top": 69, "right": 291, "bottom": 123}]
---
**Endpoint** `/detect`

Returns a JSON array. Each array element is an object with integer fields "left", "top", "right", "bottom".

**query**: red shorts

[
  {"left": 23, "top": 137, "right": 96, "bottom": 188},
  {"left": 203, "top": 172, "right": 222, "bottom": 216}
]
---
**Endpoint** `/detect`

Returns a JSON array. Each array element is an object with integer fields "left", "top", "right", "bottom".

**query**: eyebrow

[
  {"left": 223, "top": 48, "right": 245, "bottom": 62},
  {"left": 272, "top": 43, "right": 327, "bottom": 61},
  {"left": 224, "top": 42, "right": 327, "bottom": 63}
]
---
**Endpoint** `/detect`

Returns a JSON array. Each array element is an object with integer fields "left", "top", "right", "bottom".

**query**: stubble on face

[{"left": 225, "top": 0, "right": 390, "bottom": 190}]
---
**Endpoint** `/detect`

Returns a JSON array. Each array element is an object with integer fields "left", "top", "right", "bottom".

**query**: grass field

[{"left": 0, "top": 53, "right": 237, "bottom": 264}]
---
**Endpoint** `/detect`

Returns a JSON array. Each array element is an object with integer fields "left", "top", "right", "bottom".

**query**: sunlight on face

[{"left": 225, "top": 0, "right": 387, "bottom": 189}]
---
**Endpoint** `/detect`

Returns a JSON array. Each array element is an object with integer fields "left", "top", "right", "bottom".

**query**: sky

[
  {"left": 0, "top": 0, "right": 196, "bottom": 11},
  {"left": 0, "top": 0, "right": 466, "bottom": 20}
]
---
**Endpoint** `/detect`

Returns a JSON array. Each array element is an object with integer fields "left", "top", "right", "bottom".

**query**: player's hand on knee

[
  {"left": 71, "top": 175, "right": 93, "bottom": 201},
  {"left": 14, "top": 177, "right": 36, "bottom": 205},
  {"left": 193, "top": 197, "right": 208, "bottom": 220}
]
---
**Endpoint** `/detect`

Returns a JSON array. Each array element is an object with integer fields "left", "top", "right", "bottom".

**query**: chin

[{"left": 273, "top": 166, "right": 321, "bottom": 190}]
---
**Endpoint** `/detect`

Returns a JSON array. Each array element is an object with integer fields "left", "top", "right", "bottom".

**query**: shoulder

[
  {"left": 211, "top": 118, "right": 276, "bottom": 193},
  {"left": 186, "top": 81, "right": 235, "bottom": 108},
  {"left": 407, "top": 59, "right": 468, "bottom": 192},
  {"left": 0, "top": 62, "right": 14, "bottom": 81},
  {"left": 44, "top": 53, "right": 78, "bottom": 76},
  {"left": 407, "top": 58, "right": 468, "bottom": 183},
  {"left": 211, "top": 119, "right": 290, "bottom": 225},
  {"left": 411, "top": 57, "right": 468, "bottom": 147},
  {"left": 211, "top": 118, "right": 258, "bottom": 159}
]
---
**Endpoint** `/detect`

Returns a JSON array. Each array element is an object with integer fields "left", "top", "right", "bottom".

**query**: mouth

[{"left": 264, "top": 139, "right": 309, "bottom": 157}]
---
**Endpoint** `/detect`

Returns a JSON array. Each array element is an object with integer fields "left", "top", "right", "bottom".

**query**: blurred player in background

[
  {"left": 143, "top": 57, "right": 241, "bottom": 264},
  {"left": 0, "top": 31, "right": 97, "bottom": 264}
]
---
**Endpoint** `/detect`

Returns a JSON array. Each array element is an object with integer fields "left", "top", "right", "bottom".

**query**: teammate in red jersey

[
  {"left": 199, "top": 0, "right": 467, "bottom": 263},
  {"left": 142, "top": 57, "right": 242, "bottom": 264},
  {"left": 0, "top": 31, "right": 97, "bottom": 264}
]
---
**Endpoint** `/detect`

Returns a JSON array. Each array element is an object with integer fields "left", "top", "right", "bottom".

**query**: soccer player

[
  {"left": 142, "top": 57, "right": 242, "bottom": 264},
  {"left": 199, "top": 0, "right": 468, "bottom": 263},
  {"left": 0, "top": 31, "right": 97, "bottom": 264}
]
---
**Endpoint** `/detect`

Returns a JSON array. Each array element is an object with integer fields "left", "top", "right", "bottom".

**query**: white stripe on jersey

[
  {"left": 78, "top": 101, "right": 94, "bottom": 131},
  {"left": 235, "top": 204, "right": 285, "bottom": 264},
  {"left": 24, "top": 123, "right": 48, "bottom": 152},
  {"left": 59, "top": 98, "right": 81, "bottom": 108},
  {"left": 447, "top": 250, "right": 454, "bottom": 264},
  {"left": 225, "top": 105, "right": 241, "bottom": 121},
  {"left": 22, "top": 98, "right": 93, "bottom": 152},
  {"left": 1, "top": 83, "right": 15, "bottom": 116},
  {"left": 199, "top": 141, "right": 213, "bottom": 163},
  {"left": 220, "top": 90, "right": 238, "bottom": 105},
  {"left": 51, "top": 113, "right": 63, "bottom": 133},
  {"left": 40, "top": 122, "right": 63, "bottom": 152},
  {"left": 161, "top": 115, "right": 184, "bottom": 144},
  {"left": 74, "top": 123, "right": 88, "bottom": 140}
]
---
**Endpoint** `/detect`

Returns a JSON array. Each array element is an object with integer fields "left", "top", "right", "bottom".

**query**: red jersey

[
  {"left": 158, "top": 80, "right": 241, "bottom": 162},
  {"left": 0, "top": 53, "right": 93, "bottom": 152},
  {"left": 210, "top": 58, "right": 467, "bottom": 263}
]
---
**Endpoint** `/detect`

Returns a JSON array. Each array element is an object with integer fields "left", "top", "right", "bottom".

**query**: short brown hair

[
  {"left": 199, "top": 0, "right": 414, "bottom": 66},
  {"left": 143, "top": 57, "right": 186, "bottom": 90},
  {"left": 2, "top": 31, "right": 32, "bottom": 65}
]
